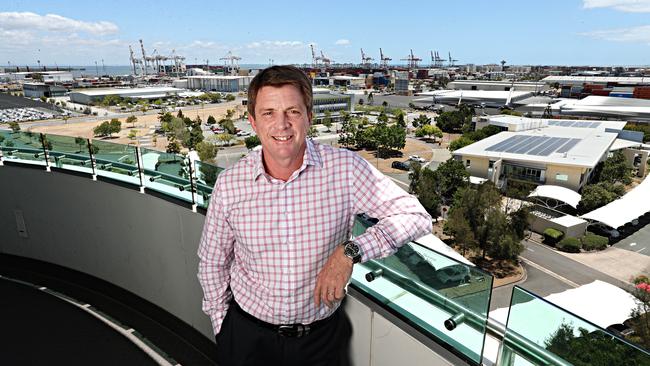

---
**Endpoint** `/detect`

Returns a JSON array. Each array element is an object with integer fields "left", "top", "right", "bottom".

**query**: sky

[{"left": 1, "top": 0, "right": 650, "bottom": 67}]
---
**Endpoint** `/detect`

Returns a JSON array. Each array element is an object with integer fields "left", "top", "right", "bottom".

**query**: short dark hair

[{"left": 247, "top": 65, "right": 312, "bottom": 119}]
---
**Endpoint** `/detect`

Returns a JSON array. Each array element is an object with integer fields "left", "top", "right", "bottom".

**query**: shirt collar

[{"left": 251, "top": 139, "right": 323, "bottom": 182}]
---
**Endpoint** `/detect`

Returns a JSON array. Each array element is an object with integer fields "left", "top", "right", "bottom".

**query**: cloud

[
  {"left": 583, "top": 0, "right": 650, "bottom": 12},
  {"left": 335, "top": 39, "right": 351, "bottom": 46},
  {"left": 0, "top": 12, "right": 119, "bottom": 35},
  {"left": 246, "top": 40, "right": 304, "bottom": 49},
  {"left": 580, "top": 25, "right": 650, "bottom": 43}
]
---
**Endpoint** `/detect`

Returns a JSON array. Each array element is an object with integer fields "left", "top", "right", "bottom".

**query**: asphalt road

[
  {"left": 489, "top": 239, "right": 628, "bottom": 311},
  {"left": 612, "top": 217, "right": 650, "bottom": 257}
]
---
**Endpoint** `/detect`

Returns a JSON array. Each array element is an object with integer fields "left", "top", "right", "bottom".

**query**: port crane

[
  {"left": 310, "top": 44, "right": 331, "bottom": 68},
  {"left": 431, "top": 51, "right": 444, "bottom": 68},
  {"left": 401, "top": 49, "right": 421, "bottom": 69},
  {"left": 360, "top": 48, "right": 373, "bottom": 68},
  {"left": 220, "top": 51, "right": 242, "bottom": 75},
  {"left": 448, "top": 52, "right": 458, "bottom": 67},
  {"left": 379, "top": 48, "right": 391, "bottom": 69}
]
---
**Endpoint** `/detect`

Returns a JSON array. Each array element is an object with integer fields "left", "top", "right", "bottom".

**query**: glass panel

[
  {"left": 44, "top": 133, "right": 93, "bottom": 173},
  {"left": 140, "top": 147, "right": 193, "bottom": 203},
  {"left": 0, "top": 130, "right": 47, "bottom": 165},
  {"left": 350, "top": 217, "right": 492, "bottom": 364},
  {"left": 502, "top": 286, "right": 650, "bottom": 366},
  {"left": 90, "top": 139, "right": 139, "bottom": 184},
  {"left": 194, "top": 160, "right": 223, "bottom": 208}
]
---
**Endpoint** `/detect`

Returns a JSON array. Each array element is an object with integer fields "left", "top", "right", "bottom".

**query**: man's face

[{"left": 249, "top": 84, "right": 310, "bottom": 172}]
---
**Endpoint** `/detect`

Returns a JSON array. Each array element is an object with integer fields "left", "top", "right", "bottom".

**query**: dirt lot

[
  {"left": 352, "top": 138, "right": 436, "bottom": 174},
  {"left": 26, "top": 101, "right": 244, "bottom": 150}
]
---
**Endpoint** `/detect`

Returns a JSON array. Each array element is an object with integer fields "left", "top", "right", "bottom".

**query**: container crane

[
  {"left": 448, "top": 52, "right": 458, "bottom": 67},
  {"left": 220, "top": 51, "right": 242, "bottom": 75},
  {"left": 360, "top": 48, "right": 373, "bottom": 68},
  {"left": 401, "top": 49, "right": 421, "bottom": 69},
  {"left": 379, "top": 48, "right": 391, "bottom": 69},
  {"left": 139, "top": 39, "right": 148, "bottom": 76}
]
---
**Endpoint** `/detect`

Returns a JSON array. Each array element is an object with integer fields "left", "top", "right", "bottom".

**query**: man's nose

[{"left": 277, "top": 112, "right": 291, "bottom": 128}]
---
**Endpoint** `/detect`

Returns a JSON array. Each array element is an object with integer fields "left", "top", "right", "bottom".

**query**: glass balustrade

[
  {"left": 351, "top": 216, "right": 493, "bottom": 364},
  {"left": 90, "top": 139, "right": 140, "bottom": 184},
  {"left": 140, "top": 147, "right": 194, "bottom": 203},
  {"left": 500, "top": 286, "right": 650, "bottom": 366},
  {"left": 3, "top": 133, "right": 646, "bottom": 365},
  {"left": 0, "top": 130, "right": 49, "bottom": 165}
]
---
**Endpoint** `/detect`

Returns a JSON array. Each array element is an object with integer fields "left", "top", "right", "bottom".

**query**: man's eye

[
  {"left": 290, "top": 110, "right": 301, "bottom": 115},
  {"left": 263, "top": 111, "right": 272, "bottom": 116}
]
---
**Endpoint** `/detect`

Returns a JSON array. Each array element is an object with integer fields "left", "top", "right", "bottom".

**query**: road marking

[
  {"left": 520, "top": 257, "right": 579, "bottom": 288},
  {"left": 629, "top": 242, "right": 637, "bottom": 246},
  {"left": 389, "top": 176, "right": 410, "bottom": 188},
  {"left": 636, "top": 248, "right": 646, "bottom": 253},
  {"left": 527, "top": 247, "right": 535, "bottom": 252}
]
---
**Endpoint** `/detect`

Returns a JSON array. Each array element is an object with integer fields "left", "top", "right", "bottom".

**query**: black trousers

[{"left": 215, "top": 304, "right": 352, "bottom": 366}]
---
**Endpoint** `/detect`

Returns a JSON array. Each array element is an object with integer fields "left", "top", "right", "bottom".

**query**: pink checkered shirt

[{"left": 197, "top": 139, "right": 432, "bottom": 334}]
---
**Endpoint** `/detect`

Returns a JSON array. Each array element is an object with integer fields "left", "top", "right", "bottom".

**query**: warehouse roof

[
  {"left": 70, "top": 87, "right": 183, "bottom": 96},
  {"left": 542, "top": 75, "right": 650, "bottom": 85}
]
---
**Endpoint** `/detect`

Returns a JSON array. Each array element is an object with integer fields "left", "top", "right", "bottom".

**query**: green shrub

[
  {"left": 557, "top": 237, "right": 581, "bottom": 253},
  {"left": 581, "top": 233, "right": 609, "bottom": 251},
  {"left": 543, "top": 228, "right": 564, "bottom": 245}
]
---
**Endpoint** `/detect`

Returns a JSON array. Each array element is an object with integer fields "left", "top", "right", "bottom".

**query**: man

[{"left": 198, "top": 65, "right": 431, "bottom": 365}]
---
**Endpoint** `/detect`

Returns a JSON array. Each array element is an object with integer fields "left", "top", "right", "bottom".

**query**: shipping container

[{"left": 610, "top": 92, "right": 633, "bottom": 98}]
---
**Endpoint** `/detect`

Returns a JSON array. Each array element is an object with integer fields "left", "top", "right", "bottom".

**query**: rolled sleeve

[
  {"left": 351, "top": 155, "right": 432, "bottom": 262},
  {"left": 197, "top": 178, "right": 235, "bottom": 335}
]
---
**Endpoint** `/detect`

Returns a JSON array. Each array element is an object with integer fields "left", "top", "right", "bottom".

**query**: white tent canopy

[
  {"left": 528, "top": 185, "right": 582, "bottom": 209},
  {"left": 581, "top": 176, "right": 650, "bottom": 228}
]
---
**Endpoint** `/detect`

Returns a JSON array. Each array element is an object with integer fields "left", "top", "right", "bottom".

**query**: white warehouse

[{"left": 186, "top": 75, "right": 252, "bottom": 92}]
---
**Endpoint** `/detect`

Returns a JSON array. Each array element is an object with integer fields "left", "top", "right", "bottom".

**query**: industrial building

[
  {"left": 520, "top": 95, "right": 650, "bottom": 121},
  {"left": 447, "top": 80, "right": 548, "bottom": 92},
  {"left": 6, "top": 71, "right": 74, "bottom": 83},
  {"left": 186, "top": 75, "right": 252, "bottom": 92},
  {"left": 69, "top": 86, "right": 184, "bottom": 105},
  {"left": 454, "top": 115, "right": 648, "bottom": 191},
  {"left": 415, "top": 89, "right": 534, "bottom": 108},
  {"left": 313, "top": 93, "right": 352, "bottom": 114},
  {"left": 542, "top": 75, "right": 650, "bottom": 87},
  {"left": 22, "top": 83, "right": 67, "bottom": 98}
]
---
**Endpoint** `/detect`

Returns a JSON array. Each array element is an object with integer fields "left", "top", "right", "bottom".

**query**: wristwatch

[{"left": 342, "top": 240, "right": 362, "bottom": 264}]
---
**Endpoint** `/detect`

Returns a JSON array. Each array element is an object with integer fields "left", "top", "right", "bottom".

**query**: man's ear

[{"left": 248, "top": 113, "right": 257, "bottom": 133}]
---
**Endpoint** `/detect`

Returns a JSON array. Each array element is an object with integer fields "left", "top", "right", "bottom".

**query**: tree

[
  {"left": 0, "top": 135, "right": 4, "bottom": 145},
  {"left": 207, "top": 115, "right": 217, "bottom": 125},
  {"left": 544, "top": 322, "right": 649, "bottom": 366},
  {"left": 629, "top": 275, "right": 650, "bottom": 349},
  {"left": 93, "top": 121, "right": 112, "bottom": 137},
  {"left": 128, "top": 129, "right": 138, "bottom": 140},
  {"left": 395, "top": 111, "right": 406, "bottom": 128},
  {"left": 166, "top": 140, "right": 181, "bottom": 157},
  {"left": 308, "top": 126, "right": 319, "bottom": 138},
  {"left": 338, "top": 116, "right": 358, "bottom": 148},
  {"left": 435, "top": 105, "right": 474, "bottom": 133},
  {"left": 196, "top": 141, "right": 218, "bottom": 162},
  {"left": 577, "top": 182, "right": 625, "bottom": 213},
  {"left": 126, "top": 115, "right": 138, "bottom": 128},
  {"left": 217, "top": 133, "right": 235, "bottom": 146},
  {"left": 9, "top": 121, "right": 21, "bottom": 133},
  {"left": 448, "top": 136, "right": 474, "bottom": 151},
  {"left": 599, "top": 150, "right": 632, "bottom": 185},
  {"left": 158, "top": 112, "right": 173, "bottom": 124},
  {"left": 219, "top": 118, "right": 236, "bottom": 135},
  {"left": 367, "top": 92, "right": 374, "bottom": 105},
  {"left": 323, "top": 110, "right": 333, "bottom": 132},
  {"left": 409, "top": 161, "right": 422, "bottom": 194},
  {"left": 177, "top": 109, "right": 184, "bottom": 119},
  {"left": 74, "top": 137, "right": 86, "bottom": 153},
  {"left": 434, "top": 158, "right": 469, "bottom": 201},
  {"left": 416, "top": 124, "right": 443, "bottom": 141},
  {"left": 416, "top": 169, "right": 442, "bottom": 218},
  {"left": 109, "top": 118, "right": 121, "bottom": 136},
  {"left": 39, "top": 134, "right": 52, "bottom": 151},
  {"left": 225, "top": 94, "right": 236, "bottom": 102},
  {"left": 382, "top": 100, "right": 388, "bottom": 109},
  {"left": 244, "top": 135, "right": 261, "bottom": 150},
  {"left": 412, "top": 114, "right": 431, "bottom": 129}
]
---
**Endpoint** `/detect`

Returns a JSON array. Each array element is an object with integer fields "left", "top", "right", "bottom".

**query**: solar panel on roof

[
  {"left": 527, "top": 137, "right": 560, "bottom": 156},
  {"left": 485, "top": 135, "right": 523, "bottom": 152},
  {"left": 521, "top": 136, "right": 553, "bottom": 155},
  {"left": 503, "top": 136, "right": 536, "bottom": 153},
  {"left": 538, "top": 137, "right": 571, "bottom": 156},
  {"left": 556, "top": 138, "right": 580, "bottom": 154},
  {"left": 511, "top": 136, "right": 545, "bottom": 154}
]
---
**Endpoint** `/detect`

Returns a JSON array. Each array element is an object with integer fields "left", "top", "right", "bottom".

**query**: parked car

[
  {"left": 435, "top": 264, "right": 471, "bottom": 285},
  {"left": 391, "top": 161, "right": 411, "bottom": 171},
  {"left": 409, "top": 155, "right": 426, "bottom": 163},
  {"left": 236, "top": 131, "right": 251, "bottom": 137},
  {"left": 211, "top": 126, "right": 225, "bottom": 133}
]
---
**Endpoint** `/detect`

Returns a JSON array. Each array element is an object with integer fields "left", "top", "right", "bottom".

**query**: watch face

[{"left": 344, "top": 241, "right": 361, "bottom": 260}]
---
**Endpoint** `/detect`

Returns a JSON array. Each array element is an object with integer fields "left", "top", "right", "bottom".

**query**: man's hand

[{"left": 313, "top": 245, "right": 353, "bottom": 308}]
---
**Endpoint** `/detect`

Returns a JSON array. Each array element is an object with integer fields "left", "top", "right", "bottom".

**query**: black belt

[{"left": 232, "top": 302, "right": 337, "bottom": 338}]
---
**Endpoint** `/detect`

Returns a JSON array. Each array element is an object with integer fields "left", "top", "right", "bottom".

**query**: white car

[
  {"left": 236, "top": 131, "right": 251, "bottom": 137},
  {"left": 409, "top": 155, "right": 426, "bottom": 163}
]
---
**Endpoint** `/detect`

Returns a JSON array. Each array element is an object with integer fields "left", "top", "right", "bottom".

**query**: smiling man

[{"left": 197, "top": 65, "right": 431, "bottom": 365}]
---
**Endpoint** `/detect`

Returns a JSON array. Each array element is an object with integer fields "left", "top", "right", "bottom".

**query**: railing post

[
  {"left": 87, "top": 139, "right": 97, "bottom": 180},
  {"left": 39, "top": 133, "right": 51, "bottom": 172},
  {"left": 187, "top": 155, "right": 197, "bottom": 212},
  {"left": 135, "top": 146, "right": 145, "bottom": 193}
]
